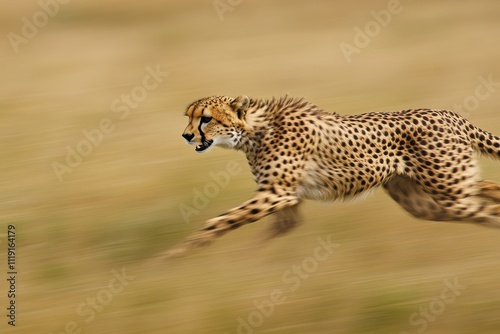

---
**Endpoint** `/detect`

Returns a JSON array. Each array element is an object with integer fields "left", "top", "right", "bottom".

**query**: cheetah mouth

[{"left": 195, "top": 140, "right": 213, "bottom": 153}]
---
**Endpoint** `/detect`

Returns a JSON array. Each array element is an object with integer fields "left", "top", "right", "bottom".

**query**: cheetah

[{"left": 168, "top": 95, "right": 500, "bottom": 257}]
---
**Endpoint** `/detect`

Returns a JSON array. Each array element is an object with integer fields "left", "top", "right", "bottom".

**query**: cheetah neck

[
  {"left": 233, "top": 98, "right": 271, "bottom": 153},
  {"left": 235, "top": 96, "right": 325, "bottom": 154}
]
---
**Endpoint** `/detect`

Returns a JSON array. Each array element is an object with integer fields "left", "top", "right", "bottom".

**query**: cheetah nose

[{"left": 182, "top": 133, "right": 195, "bottom": 142}]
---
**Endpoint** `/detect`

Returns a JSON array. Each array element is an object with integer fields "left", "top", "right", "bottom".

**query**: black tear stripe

[{"left": 198, "top": 121, "right": 206, "bottom": 143}]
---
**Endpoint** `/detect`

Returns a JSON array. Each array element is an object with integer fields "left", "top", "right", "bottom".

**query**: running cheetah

[{"left": 168, "top": 95, "right": 500, "bottom": 257}]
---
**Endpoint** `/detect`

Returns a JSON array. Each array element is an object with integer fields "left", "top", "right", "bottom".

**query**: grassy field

[{"left": 2, "top": 1, "right": 500, "bottom": 333}]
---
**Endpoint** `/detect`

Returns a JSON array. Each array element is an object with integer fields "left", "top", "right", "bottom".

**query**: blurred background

[{"left": 1, "top": 0, "right": 500, "bottom": 333}]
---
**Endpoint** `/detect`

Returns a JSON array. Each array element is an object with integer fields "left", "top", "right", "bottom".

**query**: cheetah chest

[{"left": 297, "top": 160, "right": 344, "bottom": 201}]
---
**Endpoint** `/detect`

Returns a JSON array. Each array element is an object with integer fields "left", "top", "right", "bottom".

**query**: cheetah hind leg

[
  {"left": 471, "top": 180, "right": 500, "bottom": 227},
  {"left": 384, "top": 176, "right": 500, "bottom": 228},
  {"left": 477, "top": 180, "right": 500, "bottom": 204},
  {"left": 383, "top": 175, "right": 452, "bottom": 222}
]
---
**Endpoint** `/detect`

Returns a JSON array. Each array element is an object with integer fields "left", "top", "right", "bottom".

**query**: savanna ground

[{"left": 1, "top": 1, "right": 500, "bottom": 333}]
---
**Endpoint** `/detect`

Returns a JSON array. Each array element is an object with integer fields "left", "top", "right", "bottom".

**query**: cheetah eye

[{"left": 200, "top": 116, "right": 212, "bottom": 124}]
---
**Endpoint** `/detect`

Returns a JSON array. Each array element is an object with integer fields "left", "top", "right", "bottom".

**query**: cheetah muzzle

[{"left": 195, "top": 139, "right": 213, "bottom": 153}]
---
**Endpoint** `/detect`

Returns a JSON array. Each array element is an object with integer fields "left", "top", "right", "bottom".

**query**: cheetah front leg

[
  {"left": 165, "top": 192, "right": 299, "bottom": 258},
  {"left": 261, "top": 203, "right": 302, "bottom": 241}
]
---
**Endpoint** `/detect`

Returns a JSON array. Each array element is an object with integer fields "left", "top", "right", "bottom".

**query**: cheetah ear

[{"left": 230, "top": 95, "right": 250, "bottom": 119}]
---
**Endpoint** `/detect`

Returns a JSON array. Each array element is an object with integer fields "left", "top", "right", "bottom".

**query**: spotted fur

[{"left": 168, "top": 95, "right": 500, "bottom": 257}]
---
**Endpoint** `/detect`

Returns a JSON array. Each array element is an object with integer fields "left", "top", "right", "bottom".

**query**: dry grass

[{"left": 2, "top": 1, "right": 500, "bottom": 333}]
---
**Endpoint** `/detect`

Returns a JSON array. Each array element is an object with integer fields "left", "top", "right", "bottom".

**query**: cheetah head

[{"left": 182, "top": 95, "right": 250, "bottom": 153}]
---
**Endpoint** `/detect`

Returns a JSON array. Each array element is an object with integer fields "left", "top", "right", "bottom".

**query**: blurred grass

[{"left": 2, "top": 0, "right": 500, "bottom": 333}]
